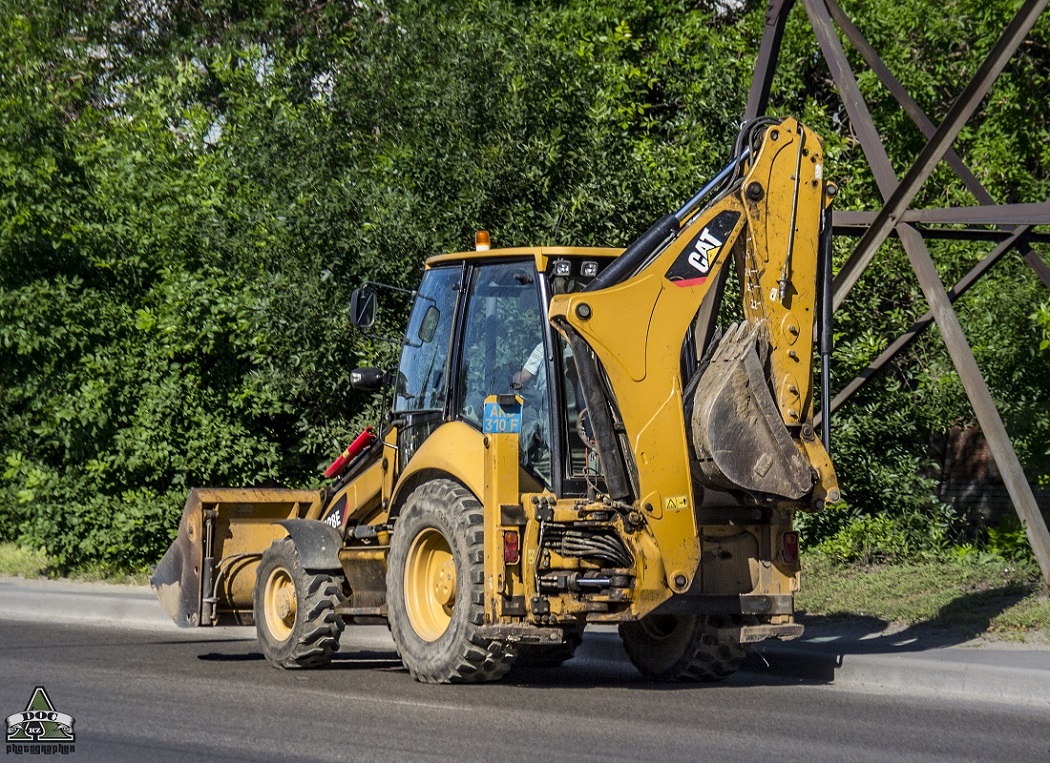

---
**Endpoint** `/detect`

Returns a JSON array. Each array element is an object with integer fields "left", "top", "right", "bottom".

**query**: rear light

[
  {"left": 783, "top": 531, "right": 799, "bottom": 565},
  {"left": 503, "top": 530, "right": 520, "bottom": 564}
]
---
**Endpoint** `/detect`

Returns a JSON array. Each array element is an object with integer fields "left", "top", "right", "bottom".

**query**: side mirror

[
  {"left": 350, "top": 366, "right": 386, "bottom": 392},
  {"left": 350, "top": 287, "right": 377, "bottom": 329}
]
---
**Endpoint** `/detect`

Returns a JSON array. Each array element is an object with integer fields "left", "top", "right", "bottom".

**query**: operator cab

[{"left": 354, "top": 246, "right": 621, "bottom": 498}]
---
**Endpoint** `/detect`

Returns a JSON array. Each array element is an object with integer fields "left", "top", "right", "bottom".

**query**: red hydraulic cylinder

[{"left": 324, "top": 427, "right": 378, "bottom": 479}]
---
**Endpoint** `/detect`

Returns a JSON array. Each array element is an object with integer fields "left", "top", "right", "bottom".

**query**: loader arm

[
  {"left": 548, "top": 118, "right": 839, "bottom": 594},
  {"left": 151, "top": 433, "right": 389, "bottom": 627}
]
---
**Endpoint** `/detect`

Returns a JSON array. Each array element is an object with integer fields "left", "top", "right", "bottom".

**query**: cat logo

[
  {"left": 665, "top": 210, "right": 741, "bottom": 287},
  {"left": 687, "top": 228, "right": 723, "bottom": 274}
]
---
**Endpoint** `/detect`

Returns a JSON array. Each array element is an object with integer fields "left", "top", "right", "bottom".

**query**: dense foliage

[{"left": 1, "top": 0, "right": 1048, "bottom": 572}]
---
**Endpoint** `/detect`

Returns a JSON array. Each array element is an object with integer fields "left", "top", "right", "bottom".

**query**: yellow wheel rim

[
  {"left": 405, "top": 527, "right": 456, "bottom": 642},
  {"left": 263, "top": 566, "right": 297, "bottom": 642}
]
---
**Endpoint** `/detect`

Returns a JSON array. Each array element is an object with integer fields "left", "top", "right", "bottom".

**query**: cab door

[
  {"left": 392, "top": 265, "right": 464, "bottom": 468},
  {"left": 452, "top": 260, "right": 551, "bottom": 488}
]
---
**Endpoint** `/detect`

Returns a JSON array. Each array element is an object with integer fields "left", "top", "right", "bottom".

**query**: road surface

[{"left": 1, "top": 619, "right": 1046, "bottom": 762}]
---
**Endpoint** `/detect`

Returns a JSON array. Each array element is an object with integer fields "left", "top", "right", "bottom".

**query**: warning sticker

[{"left": 665, "top": 495, "right": 689, "bottom": 512}]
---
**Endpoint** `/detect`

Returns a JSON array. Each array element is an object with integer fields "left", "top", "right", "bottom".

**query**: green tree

[{"left": 0, "top": 0, "right": 1047, "bottom": 571}]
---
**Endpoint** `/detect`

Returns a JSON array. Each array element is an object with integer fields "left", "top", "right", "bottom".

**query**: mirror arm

[
  {"left": 360, "top": 331, "right": 406, "bottom": 346},
  {"left": 361, "top": 280, "right": 417, "bottom": 298}
]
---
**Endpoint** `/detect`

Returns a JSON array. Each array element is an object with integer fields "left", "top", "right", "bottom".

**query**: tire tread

[
  {"left": 619, "top": 614, "right": 745, "bottom": 683},
  {"left": 254, "top": 537, "right": 346, "bottom": 670},
  {"left": 387, "top": 479, "right": 516, "bottom": 684}
]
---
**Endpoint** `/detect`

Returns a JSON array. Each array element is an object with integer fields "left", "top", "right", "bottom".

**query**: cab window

[
  {"left": 549, "top": 270, "right": 606, "bottom": 488},
  {"left": 394, "top": 266, "right": 461, "bottom": 413}
]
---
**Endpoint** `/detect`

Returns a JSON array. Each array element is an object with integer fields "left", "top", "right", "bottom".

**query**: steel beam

[
  {"left": 824, "top": 0, "right": 993, "bottom": 204},
  {"left": 901, "top": 220, "right": 1050, "bottom": 583},
  {"left": 825, "top": 0, "right": 1050, "bottom": 291},
  {"left": 799, "top": 0, "right": 1050, "bottom": 583},
  {"left": 832, "top": 222, "right": 1050, "bottom": 244},
  {"left": 1026, "top": 249, "right": 1050, "bottom": 288},
  {"left": 744, "top": 0, "right": 797, "bottom": 120},
  {"left": 832, "top": 204, "right": 1050, "bottom": 227},
  {"left": 801, "top": 0, "right": 899, "bottom": 198},
  {"left": 832, "top": 0, "right": 1049, "bottom": 310},
  {"left": 824, "top": 225, "right": 1032, "bottom": 416}
]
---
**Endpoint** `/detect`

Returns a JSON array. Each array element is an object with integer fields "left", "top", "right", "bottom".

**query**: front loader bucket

[
  {"left": 690, "top": 321, "right": 813, "bottom": 500},
  {"left": 151, "top": 493, "right": 204, "bottom": 627},
  {"left": 151, "top": 488, "right": 322, "bottom": 627}
]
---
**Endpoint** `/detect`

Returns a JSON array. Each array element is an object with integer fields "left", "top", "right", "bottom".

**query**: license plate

[{"left": 483, "top": 400, "right": 522, "bottom": 434}]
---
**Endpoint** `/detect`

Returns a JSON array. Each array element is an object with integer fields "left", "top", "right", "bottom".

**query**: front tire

[
  {"left": 254, "top": 537, "right": 346, "bottom": 669},
  {"left": 386, "top": 479, "right": 516, "bottom": 683},
  {"left": 619, "top": 614, "right": 745, "bottom": 682}
]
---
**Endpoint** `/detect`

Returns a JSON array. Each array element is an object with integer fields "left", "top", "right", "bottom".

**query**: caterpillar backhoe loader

[{"left": 152, "top": 116, "right": 840, "bottom": 683}]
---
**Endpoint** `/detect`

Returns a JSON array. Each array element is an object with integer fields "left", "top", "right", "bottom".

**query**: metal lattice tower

[{"left": 744, "top": 0, "right": 1050, "bottom": 582}]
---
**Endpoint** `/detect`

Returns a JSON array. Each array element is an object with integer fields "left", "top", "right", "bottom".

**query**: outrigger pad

[
  {"left": 690, "top": 321, "right": 813, "bottom": 500},
  {"left": 150, "top": 490, "right": 204, "bottom": 628}
]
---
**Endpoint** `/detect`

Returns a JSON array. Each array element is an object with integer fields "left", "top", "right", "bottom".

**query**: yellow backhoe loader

[{"left": 152, "top": 116, "right": 840, "bottom": 683}]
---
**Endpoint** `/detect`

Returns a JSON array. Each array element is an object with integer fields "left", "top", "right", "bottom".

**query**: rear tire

[
  {"left": 619, "top": 614, "right": 745, "bottom": 682},
  {"left": 386, "top": 479, "right": 516, "bottom": 683},
  {"left": 254, "top": 537, "right": 346, "bottom": 669}
]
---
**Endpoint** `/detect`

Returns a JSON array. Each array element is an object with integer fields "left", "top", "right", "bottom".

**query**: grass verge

[
  {"left": 798, "top": 551, "right": 1050, "bottom": 642},
  {"left": 0, "top": 543, "right": 151, "bottom": 586},
  {"left": 0, "top": 543, "right": 50, "bottom": 578}
]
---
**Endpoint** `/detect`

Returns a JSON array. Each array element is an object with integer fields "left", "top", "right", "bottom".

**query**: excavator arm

[{"left": 548, "top": 117, "right": 839, "bottom": 593}]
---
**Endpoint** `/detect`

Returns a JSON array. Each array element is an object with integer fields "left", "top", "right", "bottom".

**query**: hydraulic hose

[{"left": 584, "top": 148, "right": 751, "bottom": 293}]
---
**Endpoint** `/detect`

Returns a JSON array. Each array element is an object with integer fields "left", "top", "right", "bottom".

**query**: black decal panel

[
  {"left": 664, "top": 210, "right": 741, "bottom": 287},
  {"left": 322, "top": 494, "right": 348, "bottom": 530}
]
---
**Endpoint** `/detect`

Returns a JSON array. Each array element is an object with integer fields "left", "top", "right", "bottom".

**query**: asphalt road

[{"left": 1, "top": 620, "right": 1047, "bottom": 762}]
